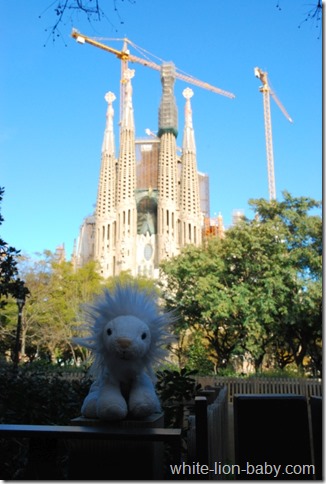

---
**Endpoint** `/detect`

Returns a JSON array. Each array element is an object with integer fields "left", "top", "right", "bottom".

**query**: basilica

[{"left": 72, "top": 62, "right": 218, "bottom": 278}]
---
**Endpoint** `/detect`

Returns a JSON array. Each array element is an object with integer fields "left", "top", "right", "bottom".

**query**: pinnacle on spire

[
  {"left": 182, "top": 87, "right": 196, "bottom": 153},
  {"left": 121, "top": 68, "right": 135, "bottom": 130},
  {"left": 102, "top": 91, "right": 116, "bottom": 154}
]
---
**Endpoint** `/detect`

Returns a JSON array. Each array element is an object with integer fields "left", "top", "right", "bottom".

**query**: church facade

[{"left": 73, "top": 62, "right": 210, "bottom": 278}]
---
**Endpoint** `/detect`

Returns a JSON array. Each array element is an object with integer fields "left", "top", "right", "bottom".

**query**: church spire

[
  {"left": 117, "top": 68, "right": 136, "bottom": 206},
  {"left": 116, "top": 68, "right": 137, "bottom": 273},
  {"left": 158, "top": 63, "right": 178, "bottom": 138},
  {"left": 94, "top": 91, "right": 118, "bottom": 277},
  {"left": 180, "top": 88, "right": 202, "bottom": 246},
  {"left": 96, "top": 91, "right": 117, "bottom": 220},
  {"left": 157, "top": 63, "right": 180, "bottom": 260}
]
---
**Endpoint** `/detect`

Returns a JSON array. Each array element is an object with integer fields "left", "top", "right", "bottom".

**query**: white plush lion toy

[{"left": 75, "top": 283, "right": 174, "bottom": 421}]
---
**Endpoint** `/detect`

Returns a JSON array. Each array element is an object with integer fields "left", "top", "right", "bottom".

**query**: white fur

[{"left": 74, "top": 283, "right": 175, "bottom": 421}]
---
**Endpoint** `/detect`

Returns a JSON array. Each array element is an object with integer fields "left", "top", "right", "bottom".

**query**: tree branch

[{"left": 39, "top": 0, "right": 135, "bottom": 45}]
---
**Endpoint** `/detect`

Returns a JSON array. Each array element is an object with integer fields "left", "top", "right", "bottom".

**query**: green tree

[
  {"left": 160, "top": 192, "right": 322, "bottom": 375},
  {"left": 103, "top": 270, "right": 159, "bottom": 295},
  {"left": 0, "top": 188, "right": 29, "bottom": 309},
  {"left": 1, "top": 251, "right": 104, "bottom": 364},
  {"left": 0, "top": 298, "right": 17, "bottom": 358},
  {"left": 249, "top": 192, "right": 322, "bottom": 374},
  {"left": 220, "top": 217, "right": 296, "bottom": 371},
  {"left": 26, "top": 254, "right": 104, "bottom": 363},
  {"left": 1, "top": 253, "right": 161, "bottom": 365},
  {"left": 160, "top": 239, "right": 245, "bottom": 371}
]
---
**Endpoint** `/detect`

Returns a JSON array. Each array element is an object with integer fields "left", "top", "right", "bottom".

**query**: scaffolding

[{"left": 203, "top": 213, "right": 225, "bottom": 239}]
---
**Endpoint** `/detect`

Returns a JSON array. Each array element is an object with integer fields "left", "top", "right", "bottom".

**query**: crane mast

[
  {"left": 254, "top": 67, "right": 293, "bottom": 201},
  {"left": 261, "top": 76, "right": 276, "bottom": 201}
]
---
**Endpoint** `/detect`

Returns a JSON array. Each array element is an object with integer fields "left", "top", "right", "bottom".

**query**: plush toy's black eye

[
  {"left": 141, "top": 332, "right": 147, "bottom": 340},
  {"left": 107, "top": 328, "right": 112, "bottom": 336}
]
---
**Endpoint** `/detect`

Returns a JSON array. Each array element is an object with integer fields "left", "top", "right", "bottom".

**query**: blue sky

[{"left": 1, "top": 0, "right": 322, "bottom": 260}]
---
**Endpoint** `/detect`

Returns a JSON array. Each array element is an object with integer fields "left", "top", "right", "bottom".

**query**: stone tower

[
  {"left": 94, "top": 92, "right": 117, "bottom": 277},
  {"left": 179, "top": 87, "right": 202, "bottom": 247},
  {"left": 115, "top": 68, "right": 137, "bottom": 275},
  {"left": 94, "top": 68, "right": 138, "bottom": 277},
  {"left": 157, "top": 63, "right": 180, "bottom": 261}
]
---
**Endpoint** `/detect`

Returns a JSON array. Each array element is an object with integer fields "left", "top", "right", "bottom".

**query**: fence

[
  {"left": 52, "top": 371, "right": 322, "bottom": 403},
  {"left": 187, "top": 387, "right": 229, "bottom": 478},
  {"left": 50, "top": 371, "right": 322, "bottom": 404},
  {"left": 186, "top": 382, "right": 322, "bottom": 479},
  {"left": 207, "top": 386, "right": 229, "bottom": 466},
  {"left": 196, "top": 376, "right": 322, "bottom": 403}
]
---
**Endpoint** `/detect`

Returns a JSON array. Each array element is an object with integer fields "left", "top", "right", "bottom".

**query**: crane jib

[{"left": 71, "top": 29, "right": 235, "bottom": 99}]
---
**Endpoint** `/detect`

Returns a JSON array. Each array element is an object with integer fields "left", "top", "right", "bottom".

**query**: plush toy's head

[
  {"left": 102, "top": 315, "right": 152, "bottom": 361},
  {"left": 75, "top": 283, "right": 175, "bottom": 379}
]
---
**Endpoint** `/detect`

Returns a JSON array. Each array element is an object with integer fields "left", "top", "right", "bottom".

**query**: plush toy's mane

[{"left": 75, "top": 283, "right": 175, "bottom": 379}]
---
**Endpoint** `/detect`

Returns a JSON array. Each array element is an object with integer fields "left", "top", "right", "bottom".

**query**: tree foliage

[
  {"left": 160, "top": 192, "right": 322, "bottom": 376},
  {"left": 0, "top": 251, "right": 158, "bottom": 365},
  {"left": 0, "top": 188, "right": 29, "bottom": 309}
]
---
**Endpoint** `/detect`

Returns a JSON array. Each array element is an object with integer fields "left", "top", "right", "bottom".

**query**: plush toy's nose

[{"left": 117, "top": 338, "right": 132, "bottom": 349}]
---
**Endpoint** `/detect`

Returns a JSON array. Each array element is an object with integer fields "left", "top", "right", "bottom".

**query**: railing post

[{"left": 195, "top": 396, "right": 208, "bottom": 467}]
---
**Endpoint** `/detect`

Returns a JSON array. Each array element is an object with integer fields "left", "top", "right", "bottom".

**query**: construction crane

[
  {"left": 71, "top": 29, "right": 235, "bottom": 101},
  {"left": 254, "top": 67, "right": 293, "bottom": 201}
]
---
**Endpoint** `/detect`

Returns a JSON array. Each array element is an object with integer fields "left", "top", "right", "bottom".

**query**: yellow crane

[
  {"left": 254, "top": 67, "right": 293, "bottom": 201},
  {"left": 71, "top": 29, "right": 235, "bottom": 101}
]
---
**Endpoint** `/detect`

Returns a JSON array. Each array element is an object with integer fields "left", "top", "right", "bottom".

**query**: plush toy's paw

[
  {"left": 97, "top": 391, "right": 128, "bottom": 421},
  {"left": 129, "top": 402, "right": 157, "bottom": 418},
  {"left": 81, "top": 393, "right": 98, "bottom": 419},
  {"left": 97, "top": 402, "right": 128, "bottom": 421},
  {"left": 129, "top": 391, "right": 161, "bottom": 418}
]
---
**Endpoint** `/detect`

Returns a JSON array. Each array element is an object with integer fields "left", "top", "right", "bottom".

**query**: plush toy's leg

[
  {"left": 81, "top": 382, "right": 99, "bottom": 419},
  {"left": 129, "top": 373, "right": 161, "bottom": 418},
  {"left": 97, "top": 382, "right": 128, "bottom": 421}
]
